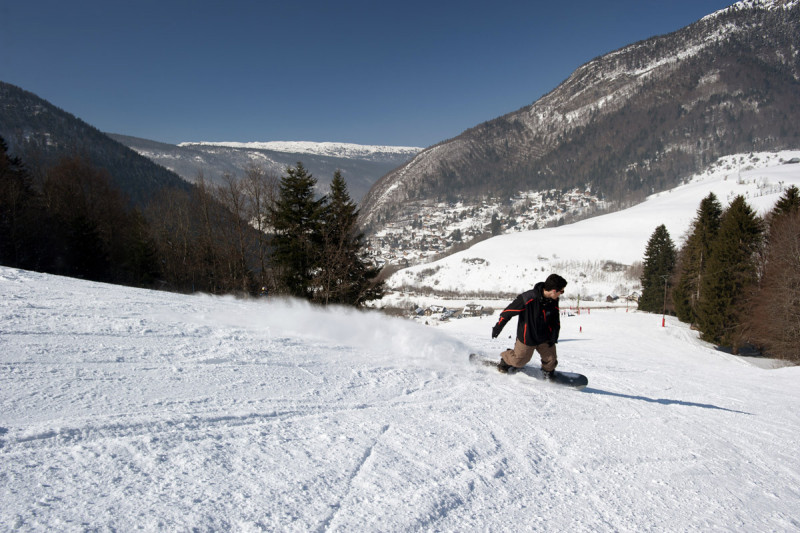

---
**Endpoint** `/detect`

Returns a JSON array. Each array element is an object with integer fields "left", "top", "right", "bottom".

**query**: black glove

[{"left": 492, "top": 323, "right": 503, "bottom": 339}]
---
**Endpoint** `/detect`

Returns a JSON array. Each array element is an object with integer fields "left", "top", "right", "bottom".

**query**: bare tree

[
  {"left": 146, "top": 187, "right": 198, "bottom": 291},
  {"left": 747, "top": 211, "right": 800, "bottom": 362},
  {"left": 241, "top": 164, "right": 279, "bottom": 292},
  {"left": 214, "top": 172, "right": 252, "bottom": 293}
]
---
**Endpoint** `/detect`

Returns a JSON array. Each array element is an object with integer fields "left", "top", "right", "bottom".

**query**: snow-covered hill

[
  {"left": 2, "top": 266, "right": 799, "bottom": 530},
  {"left": 110, "top": 135, "right": 422, "bottom": 203},
  {"left": 703, "top": 0, "right": 800, "bottom": 21},
  {"left": 382, "top": 150, "right": 800, "bottom": 303}
]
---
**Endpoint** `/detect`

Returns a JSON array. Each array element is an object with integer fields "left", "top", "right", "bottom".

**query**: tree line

[
  {"left": 638, "top": 185, "right": 800, "bottom": 362},
  {"left": 0, "top": 136, "right": 384, "bottom": 306}
]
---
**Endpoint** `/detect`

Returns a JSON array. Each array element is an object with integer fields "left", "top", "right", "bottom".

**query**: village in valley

[{"left": 366, "top": 187, "right": 606, "bottom": 269}]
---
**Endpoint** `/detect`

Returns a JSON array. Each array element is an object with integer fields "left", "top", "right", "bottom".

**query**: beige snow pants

[{"left": 501, "top": 339, "right": 558, "bottom": 372}]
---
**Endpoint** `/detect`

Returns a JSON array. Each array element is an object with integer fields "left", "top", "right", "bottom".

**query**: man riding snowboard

[{"left": 491, "top": 274, "right": 567, "bottom": 378}]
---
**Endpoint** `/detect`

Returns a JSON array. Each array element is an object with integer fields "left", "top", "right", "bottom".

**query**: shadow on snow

[{"left": 582, "top": 388, "right": 753, "bottom": 415}]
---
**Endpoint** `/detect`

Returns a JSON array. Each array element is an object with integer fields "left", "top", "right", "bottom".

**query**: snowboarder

[{"left": 491, "top": 274, "right": 567, "bottom": 378}]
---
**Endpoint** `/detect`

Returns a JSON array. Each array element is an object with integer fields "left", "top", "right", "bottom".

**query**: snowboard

[{"left": 469, "top": 353, "right": 588, "bottom": 390}]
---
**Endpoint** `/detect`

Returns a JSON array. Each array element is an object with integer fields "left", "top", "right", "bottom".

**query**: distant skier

[{"left": 491, "top": 274, "right": 567, "bottom": 378}]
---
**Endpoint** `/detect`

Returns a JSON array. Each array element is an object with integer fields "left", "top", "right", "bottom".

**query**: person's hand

[{"left": 492, "top": 323, "right": 503, "bottom": 339}]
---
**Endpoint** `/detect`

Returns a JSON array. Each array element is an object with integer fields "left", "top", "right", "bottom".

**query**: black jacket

[{"left": 494, "top": 282, "right": 561, "bottom": 346}]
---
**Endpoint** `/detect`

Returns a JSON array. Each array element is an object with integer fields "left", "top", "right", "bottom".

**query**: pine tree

[
  {"left": 639, "top": 224, "right": 676, "bottom": 313},
  {"left": 315, "top": 171, "right": 384, "bottom": 305},
  {"left": 490, "top": 213, "right": 502, "bottom": 235},
  {"left": 270, "top": 163, "right": 325, "bottom": 298},
  {"left": 696, "top": 196, "right": 763, "bottom": 350},
  {"left": 771, "top": 185, "right": 800, "bottom": 219},
  {"left": 0, "top": 136, "right": 38, "bottom": 268},
  {"left": 672, "top": 193, "right": 723, "bottom": 324},
  {"left": 671, "top": 267, "right": 693, "bottom": 323}
]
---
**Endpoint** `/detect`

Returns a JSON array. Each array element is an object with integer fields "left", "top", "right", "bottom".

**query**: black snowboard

[{"left": 469, "top": 353, "right": 588, "bottom": 390}]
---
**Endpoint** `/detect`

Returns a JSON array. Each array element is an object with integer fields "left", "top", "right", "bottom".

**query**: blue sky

[{"left": 2, "top": 0, "right": 734, "bottom": 147}]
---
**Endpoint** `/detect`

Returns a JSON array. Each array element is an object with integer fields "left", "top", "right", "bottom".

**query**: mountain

[
  {"left": 360, "top": 0, "right": 800, "bottom": 230},
  {"left": 110, "top": 135, "right": 421, "bottom": 203},
  {"left": 179, "top": 140, "right": 421, "bottom": 161},
  {"left": 3, "top": 264, "right": 799, "bottom": 530},
  {"left": 0, "top": 82, "right": 192, "bottom": 207}
]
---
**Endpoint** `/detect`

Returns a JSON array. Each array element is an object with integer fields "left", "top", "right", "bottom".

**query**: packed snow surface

[{"left": 2, "top": 267, "right": 799, "bottom": 531}]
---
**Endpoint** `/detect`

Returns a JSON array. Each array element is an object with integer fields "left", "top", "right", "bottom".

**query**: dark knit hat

[{"left": 543, "top": 274, "right": 567, "bottom": 291}]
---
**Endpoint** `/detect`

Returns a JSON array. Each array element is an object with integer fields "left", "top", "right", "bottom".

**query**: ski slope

[{"left": 2, "top": 267, "right": 799, "bottom": 531}]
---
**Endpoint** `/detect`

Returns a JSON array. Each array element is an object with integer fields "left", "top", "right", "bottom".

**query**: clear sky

[{"left": 2, "top": 0, "right": 735, "bottom": 148}]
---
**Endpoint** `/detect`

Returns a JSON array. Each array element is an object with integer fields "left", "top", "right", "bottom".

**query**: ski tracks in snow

[{"left": 4, "top": 269, "right": 800, "bottom": 531}]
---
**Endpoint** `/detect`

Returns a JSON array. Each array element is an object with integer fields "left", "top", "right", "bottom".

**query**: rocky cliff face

[{"left": 360, "top": 0, "right": 800, "bottom": 230}]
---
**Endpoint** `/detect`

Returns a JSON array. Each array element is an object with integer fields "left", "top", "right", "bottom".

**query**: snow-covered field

[
  {"left": 2, "top": 266, "right": 799, "bottom": 531},
  {"left": 383, "top": 151, "right": 800, "bottom": 301}
]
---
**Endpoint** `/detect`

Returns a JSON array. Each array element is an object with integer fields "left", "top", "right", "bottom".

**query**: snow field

[{"left": 1, "top": 266, "right": 799, "bottom": 531}]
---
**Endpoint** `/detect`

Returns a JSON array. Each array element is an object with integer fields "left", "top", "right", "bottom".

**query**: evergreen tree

[
  {"left": 639, "top": 224, "right": 677, "bottom": 313},
  {"left": 671, "top": 267, "right": 693, "bottom": 323},
  {"left": 490, "top": 213, "right": 502, "bottom": 235},
  {"left": 315, "top": 171, "right": 384, "bottom": 305},
  {"left": 771, "top": 185, "right": 800, "bottom": 220},
  {"left": 42, "top": 156, "right": 124, "bottom": 281},
  {"left": 270, "top": 163, "right": 325, "bottom": 298},
  {"left": 696, "top": 196, "right": 763, "bottom": 350},
  {"left": 0, "top": 136, "right": 40, "bottom": 268},
  {"left": 672, "top": 193, "right": 723, "bottom": 324}
]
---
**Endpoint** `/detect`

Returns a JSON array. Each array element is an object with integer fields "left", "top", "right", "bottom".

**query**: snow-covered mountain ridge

[
  {"left": 110, "top": 134, "right": 421, "bottom": 202},
  {"left": 703, "top": 0, "right": 799, "bottom": 20},
  {"left": 178, "top": 140, "right": 422, "bottom": 160}
]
